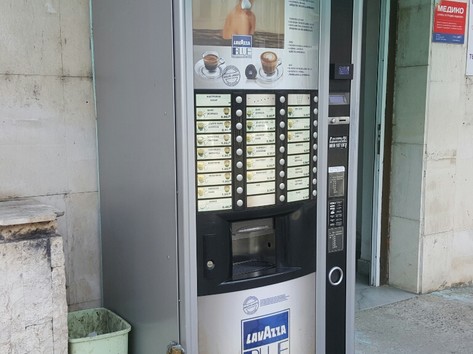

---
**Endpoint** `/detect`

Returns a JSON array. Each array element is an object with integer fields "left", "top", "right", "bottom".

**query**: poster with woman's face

[{"left": 192, "top": 0, "right": 320, "bottom": 90}]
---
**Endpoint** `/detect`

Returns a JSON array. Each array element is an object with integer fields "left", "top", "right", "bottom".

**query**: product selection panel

[{"left": 195, "top": 91, "right": 319, "bottom": 213}]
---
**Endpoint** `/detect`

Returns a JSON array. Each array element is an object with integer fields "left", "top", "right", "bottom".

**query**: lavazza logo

[{"left": 242, "top": 310, "right": 290, "bottom": 354}]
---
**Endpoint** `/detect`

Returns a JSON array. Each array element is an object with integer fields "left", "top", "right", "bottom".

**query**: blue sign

[
  {"left": 232, "top": 35, "right": 253, "bottom": 58},
  {"left": 242, "top": 310, "right": 289, "bottom": 352}
]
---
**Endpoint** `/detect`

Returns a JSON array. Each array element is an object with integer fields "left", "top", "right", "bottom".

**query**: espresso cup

[
  {"left": 260, "top": 51, "right": 280, "bottom": 76},
  {"left": 203, "top": 51, "right": 224, "bottom": 72}
]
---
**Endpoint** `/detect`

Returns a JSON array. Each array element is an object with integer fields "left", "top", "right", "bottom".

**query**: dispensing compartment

[{"left": 231, "top": 218, "right": 276, "bottom": 280}]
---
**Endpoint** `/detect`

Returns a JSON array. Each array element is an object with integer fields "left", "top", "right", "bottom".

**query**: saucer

[
  {"left": 257, "top": 66, "right": 283, "bottom": 83},
  {"left": 195, "top": 59, "right": 225, "bottom": 80}
]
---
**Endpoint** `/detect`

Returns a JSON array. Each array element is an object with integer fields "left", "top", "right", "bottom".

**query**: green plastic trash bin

[{"left": 68, "top": 308, "right": 131, "bottom": 354}]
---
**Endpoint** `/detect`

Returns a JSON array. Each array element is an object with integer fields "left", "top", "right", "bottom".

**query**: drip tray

[{"left": 233, "top": 258, "right": 276, "bottom": 279}]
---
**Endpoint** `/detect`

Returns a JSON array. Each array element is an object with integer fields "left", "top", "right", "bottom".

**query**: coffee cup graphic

[
  {"left": 260, "top": 51, "right": 281, "bottom": 76},
  {"left": 202, "top": 51, "right": 225, "bottom": 72}
]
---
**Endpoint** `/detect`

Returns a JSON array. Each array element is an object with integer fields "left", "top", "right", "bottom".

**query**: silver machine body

[{"left": 93, "top": 0, "right": 362, "bottom": 352}]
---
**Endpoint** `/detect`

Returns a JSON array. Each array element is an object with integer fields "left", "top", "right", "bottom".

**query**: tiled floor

[{"left": 355, "top": 273, "right": 417, "bottom": 311}]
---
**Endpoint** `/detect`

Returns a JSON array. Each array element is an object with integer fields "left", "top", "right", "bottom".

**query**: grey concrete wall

[
  {"left": 0, "top": 0, "right": 100, "bottom": 309},
  {"left": 421, "top": 0, "right": 473, "bottom": 292},
  {"left": 389, "top": 0, "right": 473, "bottom": 293},
  {"left": 389, "top": 0, "right": 432, "bottom": 293}
]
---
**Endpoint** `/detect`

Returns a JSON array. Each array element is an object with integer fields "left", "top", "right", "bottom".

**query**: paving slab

[{"left": 355, "top": 286, "right": 473, "bottom": 354}]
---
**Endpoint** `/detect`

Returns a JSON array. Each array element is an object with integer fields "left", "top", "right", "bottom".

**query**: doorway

[{"left": 356, "top": 0, "right": 391, "bottom": 286}]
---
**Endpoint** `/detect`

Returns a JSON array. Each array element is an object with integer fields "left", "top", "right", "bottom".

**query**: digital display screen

[
  {"left": 338, "top": 65, "right": 351, "bottom": 76},
  {"left": 329, "top": 94, "right": 348, "bottom": 105}
]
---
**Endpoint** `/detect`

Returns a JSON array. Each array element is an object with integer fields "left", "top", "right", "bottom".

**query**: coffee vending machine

[{"left": 94, "top": 0, "right": 361, "bottom": 353}]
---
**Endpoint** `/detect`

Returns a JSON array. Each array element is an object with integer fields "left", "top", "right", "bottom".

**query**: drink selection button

[
  {"left": 280, "top": 122, "right": 286, "bottom": 129},
  {"left": 236, "top": 148, "right": 243, "bottom": 156},
  {"left": 279, "top": 159, "right": 286, "bottom": 166},
  {"left": 236, "top": 109, "right": 243, "bottom": 117},
  {"left": 313, "top": 108, "right": 318, "bottom": 115},
  {"left": 237, "top": 199, "right": 244, "bottom": 207},
  {"left": 279, "top": 171, "right": 285, "bottom": 178},
  {"left": 313, "top": 132, "right": 318, "bottom": 139},
  {"left": 236, "top": 122, "right": 243, "bottom": 130},
  {"left": 279, "top": 195, "right": 286, "bottom": 202},
  {"left": 280, "top": 134, "right": 286, "bottom": 141},
  {"left": 279, "top": 146, "right": 285, "bottom": 153},
  {"left": 237, "top": 187, "right": 244, "bottom": 194},
  {"left": 312, "top": 190, "right": 317, "bottom": 197},
  {"left": 313, "top": 96, "right": 319, "bottom": 103},
  {"left": 280, "top": 109, "right": 286, "bottom": 116},
  {"left": 237, "top": 174, "right": 244, "bottom": 182},
  {"left": 236, "top": 135, "right": 243, "bottom": 143},
  {"left": 313, "top": 120, "right": 318, "bottom": 127},
  {"left": 279, "top": 183, "right": 286, "bottom": 190},
  {"left": 280, "top": 96, "right": 286, "bottom": 104},
  {"left": 236, "top": 96, "right": 243, "bottom": 104}
]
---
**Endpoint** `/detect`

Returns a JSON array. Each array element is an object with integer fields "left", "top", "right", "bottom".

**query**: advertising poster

[
  {"left": 467, "top": 0, "right": 473, "bottom": 75},
  {"left": 192, "top": 0, "right": 320, "bottom": 90},
  {"left": 432, "top": 1, "right": 468, "bottom": 44}
]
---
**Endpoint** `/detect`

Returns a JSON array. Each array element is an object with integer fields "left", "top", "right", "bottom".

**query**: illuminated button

[
  {"left": 280, "top": 96, "right": 286, "bottom": 104},
  {"left": 313, "top": 96, "right": 319, "bottom": 103},
  {"left": 236, "top": 161, "right": 243, "bottom": 169},
  {"left": 279, "top": 146, "right": 285, "bottom": 154},
  {"left": 313, "top": 120, "right": 318, "bottom": 127},
  {"left": 236, "top": 109, "right": 243, "bottom": 117},
  {"left": 313, "top": 179, "right": 317, "bottom": 185},
  {"left": 237, "top": 187, "right": 244, "bottom": 194},
  {"left": 279, "top": 171, "right": 285, "bottom": 178},
  {"left": 313, "top": 132, "right": 318, "bottom": 139},
  {"left": 236, "top": 122, "right": 243, "bottom": 130},
  {"left": 279, "top": 195, "right": 286, "bottom": 202},
  {"left": 313, "top": 167, "right": 317, "bottom": 174},
  {"left": 237, "top": 174, "right": 244, "bottom": 182},
  {"left": 279, "top": 183, "right": 285, "bottom": 190},
  {"left": 236, "top": 148, "right": 243, "bottom": 156},
  {"left": 236, "top": 96, "right": 243, "bottom": 104},
  {"left": 313, "top": 190, "right": 317, "bottom": 197},
  {"left": 279, "top": 159, "right": 285, "bottom": 166},
  {"left": 313, "top": 144, "right": 318, "bottom": 151},
  {"left": 206, "top": 260, "right": 215, "bottom": 270},
  {"left": 280, "top": 122, "right": 286, "bottom": 129},
  {"left": 280, "top": 109, "right": 286, "bottom": 116},
  {"left": 279, "top": 134, "right": 286, "bottom": 141},
  {"left": 237, "top": 199, "right": 244, "bottom": 207},
  {"left": 236, "top": 135, "right": 243, "bottom": 143},
  {"left": 313, "top": 108, "right": 318, "bottom": 115},
  {"left": 313, "top": 156, "right": 318, "bottom": 162}
]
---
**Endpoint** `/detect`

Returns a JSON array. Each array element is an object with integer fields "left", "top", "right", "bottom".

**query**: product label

[
  {"left": 287, "top": 106, "right": 311, "bottom": 118},
  {"left": 246, "top": 119, "right": 276, "bottom": 131},
  {"left": 247, "top": 107, "right": 276, "bottom": 119}
]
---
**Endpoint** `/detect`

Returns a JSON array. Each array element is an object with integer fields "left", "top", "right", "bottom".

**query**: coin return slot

[{"left": 231, "top": 218, "right": 276, "bottom": 281}]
